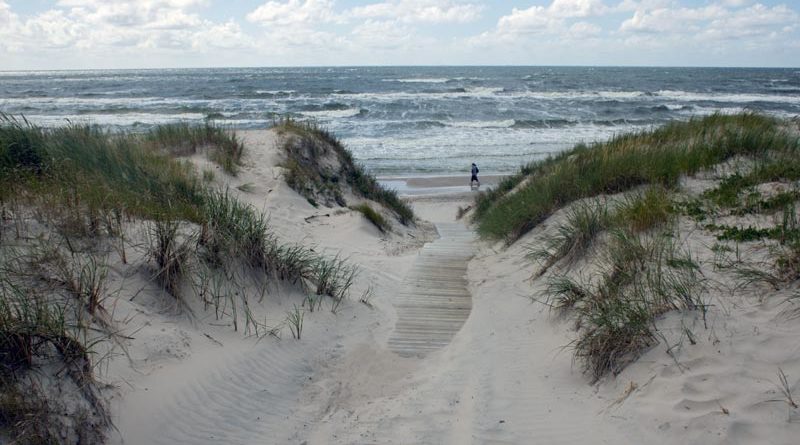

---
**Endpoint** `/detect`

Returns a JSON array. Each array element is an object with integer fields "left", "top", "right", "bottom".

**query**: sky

[{"left": 0, "top": 0, "right": 798, "bottom": 70}]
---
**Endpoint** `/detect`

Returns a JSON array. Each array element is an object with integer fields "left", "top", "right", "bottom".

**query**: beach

[
  {"left": 1, "top": 110, "right": 799, "bottom": 444},
  {"left": 2, "top": 0, "right": 800, "bottom": 441},
  {"left": 97, "top": 126, "right": 796, "bottom": 444}
]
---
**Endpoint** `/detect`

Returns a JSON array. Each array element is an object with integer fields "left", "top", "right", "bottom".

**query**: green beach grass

[
  {"left": 480, "top": 112, "right": 800, "bottom": 380},
  {"left": 0, "top": 115, "right": 360, "bottom": 442},
  {"left": 474, "top": 113, "right": 799, "bottom": 243},
  {"left": 274, "top": 118, "right": 414, "bottom": 225}
]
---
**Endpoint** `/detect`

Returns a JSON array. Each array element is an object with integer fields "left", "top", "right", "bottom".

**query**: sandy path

[
  {"left": 298, "top": 200, "right": 631, "bottom": 444},
  {"left": 389, "top": 222, "right": 475, "bottom": 357}
]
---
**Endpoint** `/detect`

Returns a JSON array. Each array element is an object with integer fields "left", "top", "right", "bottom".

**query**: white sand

[{"left": 105, "top": 130, "right": 800, "bottom": 444}]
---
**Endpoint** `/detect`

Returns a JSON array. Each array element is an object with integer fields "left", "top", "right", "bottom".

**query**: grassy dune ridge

[
  {"left": 274, "top": 118, "right": 415, "bottom": 226},
  {"left": 475, "top": 113, "right": 800, "bottom": 381},
  {"left": 0, "top": 116, "right": 357, "bottom": 443},
  {"left": 475, "top": 113, "right": 799, "bottom": 242}
]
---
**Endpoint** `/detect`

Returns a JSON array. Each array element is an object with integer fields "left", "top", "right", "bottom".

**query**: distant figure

[{"left": 470, "top": 163, "right": 480, "bottom": 188}]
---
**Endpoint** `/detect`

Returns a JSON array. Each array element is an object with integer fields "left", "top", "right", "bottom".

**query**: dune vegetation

[
  {"left": 473, "top": 113, "right": 800, "bottom": 381},
  {"left": 273, "top": 118, "right": 414, "bottom": 226},
  {"left": 0, "top": 115, "right": 357, "bottom": 443}
]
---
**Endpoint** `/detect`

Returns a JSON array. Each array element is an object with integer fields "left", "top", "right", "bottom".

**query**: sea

[{"left": 1, "top": 66, "right": 798, "bottom": 176}]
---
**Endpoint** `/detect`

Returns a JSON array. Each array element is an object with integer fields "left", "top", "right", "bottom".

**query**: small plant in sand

[
  {"left": 351, "top": 203, "right": 391, "bottom": 233},
  {"left": 313, "top": 254, "right": 357, "bottom": 301},
  {"left": 286, "top": 304, "right": 304, "bottom": 340},
  {"left": 455, "top": 205, "right": 472, "bottom": 220},
  {"left": 358, "top": 285, "right": 375, "bottom": 308},
  {"left": 768, "top": 368, "right": 799, "bottom": 409},
  {"left": 69, "top": 254, "right": 108, "bottom": 317},
  {"left": 150, "top": 219, "right": 193, "bottom": 303}
]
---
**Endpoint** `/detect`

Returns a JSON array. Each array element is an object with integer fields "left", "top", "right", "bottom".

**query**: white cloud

[
  {"left": 620, "top": 4, "right": 726, "bottom": 33},
  {"left": 548, "top": 0, "right": 608, "bottom": 18},
  {"left": 717, "top": 3, "right": 797, "bottom": 30},
  {"left": 192, "top": 20, "right": 254, "bottom": 50},
  {"left": 619, "top": 1, "right": 798, "bottom": 42},
  {"left": 246, "top": 0, "right": 338, "bottom": 26},
  {"left": 351, "top": 19, "right": 416, "bottom": 49},
  {"left": 569, "top": 21, "right": 602, "bottom": 37},
  {"left": 0, "top": 0, "right": 259, "bottom": 55},
  {"left": 491, "top": 0, "right": 610, "bottom": 38},
  {"left": 1, "top": 0, "right": 798, "bottom": 68},
  {"left": 349, "top": 0, "right": 483, "bottom": 24},
  {"left": 495, "top": 6, "right": 559, "bottom": 35},
  {"left": 0, "top": 0, "right": 12, "bottom": 24},
  {"left": 468, "top": 0, "right": 799, "bottom": 66}
]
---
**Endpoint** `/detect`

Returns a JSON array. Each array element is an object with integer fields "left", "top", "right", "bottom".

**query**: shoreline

[{"left": 378, "top": 174, "right": 507, "bottom": 197}]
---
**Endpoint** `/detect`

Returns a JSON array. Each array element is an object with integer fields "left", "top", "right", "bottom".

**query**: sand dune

[{"left": 105, "top": 129, "right": 800, "bottom": 445}]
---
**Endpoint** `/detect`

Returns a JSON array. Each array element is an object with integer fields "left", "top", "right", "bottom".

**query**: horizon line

[{"left": 1, "top": 64, "right": 799, "bottom": 73}]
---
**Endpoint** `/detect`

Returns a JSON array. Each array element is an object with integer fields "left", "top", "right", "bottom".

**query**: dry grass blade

[{"left": 769, "top": 368, "right": 799, "bottom": 409}]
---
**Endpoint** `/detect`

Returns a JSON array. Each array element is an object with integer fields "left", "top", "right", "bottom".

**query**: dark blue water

[{"left": 1, "top": 66, "right": 798, "bottom": 175}]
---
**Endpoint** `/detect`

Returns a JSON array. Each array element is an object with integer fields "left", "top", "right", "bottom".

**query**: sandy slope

[
  {"left": 107, "top": 130, "right": 799, "bottom": 445},
  {"left": 300, "top": 199, "right": 628, "bottom": 444}
]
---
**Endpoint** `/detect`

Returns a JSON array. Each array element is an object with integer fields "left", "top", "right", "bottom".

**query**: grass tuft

[
  {"left": 145, "top": 122, "right": 244, "bottom": 175},
  {"left": 274, "top": 118, "right": 414, "bottom": 225},
  {"left": 351, "top": 203, "right": 391, "bottom": 232},
  {"left": 0, "top": 278, "right": 108, "bottom": 444},
  {"left": 530, "top": 199, "right": 609, "bottom": 275},
  {"left": 150, "top": 220, "right": 191, "bottom": 302}
]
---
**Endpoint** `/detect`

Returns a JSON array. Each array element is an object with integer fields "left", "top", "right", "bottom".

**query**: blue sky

[{"left": 1, "top": 0, "right": 798, "bottom": 69}]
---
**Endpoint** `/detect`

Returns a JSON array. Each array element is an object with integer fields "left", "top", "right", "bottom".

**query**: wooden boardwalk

[{"left": 388, "top": 222, "right": 476, "bottom": 357}]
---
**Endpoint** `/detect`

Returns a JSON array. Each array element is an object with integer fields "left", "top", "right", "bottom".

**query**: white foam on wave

[
  {"left": 21, "top": 112, "right": 207, "bottom": 127},
  {"left": 255, "top": 90, "right": 296, "bottom": 95},
  {"left": 333, "top": 88, "right": 800, "bottom": 106},
  {"left": 341, "top": 121, "right": 644, "bottom": 163},
  {"left": 334, "top": 88, "right": 505, "bottom": 101},
  {"left": 447, "top": 119, "right": 516, "bottom": 128},
  {"left": 298, "top": 108, "right": 362, "bottom": 119},
  {"left": 332, "top": 89, "right": 653, "bottom": 102},
  {"left": 209, "top": 118, "right": 268, "bottom": 128},
  {"left": 390, "top": 78, "right": 451, "bottom": 83},
  {"left": 655, "top": 90, "right": 800, "bottom": 104},
  {"left": 466, "top": 87, "right": 505, "bottom": 95}
]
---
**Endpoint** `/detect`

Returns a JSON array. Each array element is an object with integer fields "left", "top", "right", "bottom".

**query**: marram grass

[
  {"left": 475, "top": 113, "right": 799, "bottom": 242},
  {"left": 274, "top": 118, "right": 414, "bottom": 225}
]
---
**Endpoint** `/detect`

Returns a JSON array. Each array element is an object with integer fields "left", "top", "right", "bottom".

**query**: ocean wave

[
  {"left": 389, "top": 78, "right": 451, "bottom": 83},
  {"left": 298, "top": 102, "right": 353, "bottom": 112},
  {"left": 20, "top": 112, "right": 207, "bottom": 127},
  {"left": 333, "top": 88, "right": 507, "bottom": 101},
  {"left": 511, "top": 119, "right": 573, "bottom": 129},
  {"left": 447, "top": 119, "right": 516, "bottom": 128},
  {"left": 298, "top": 108, "right": 366, "bottom": 119},
  {"left": 769, "top": 86, "right": 800, "bottom": 93},
  {"left": 335, "top": 88, "right": 800, "bottom": 105},
  {"left": 402, "top": 120, "right": 447, "bottom": 129},
  {"left": 466, "top": 86, "right": 505, "bottom": 95},
  {"left": 361, "top": 150, "right": 554, "bottom": 162},
  {"left": 654, "top": 90, "right": 800, "bottom": 104},
  {"left": 254, "top": 90, "right": 296, "bottom": 96}
]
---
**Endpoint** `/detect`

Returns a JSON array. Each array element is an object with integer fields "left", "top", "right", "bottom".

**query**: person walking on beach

[{"left": 470, "top": 162, "right": 480, "bottom": 187}]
